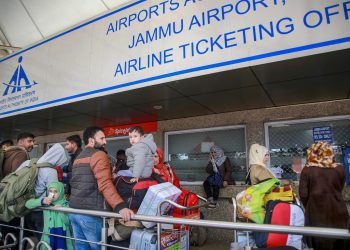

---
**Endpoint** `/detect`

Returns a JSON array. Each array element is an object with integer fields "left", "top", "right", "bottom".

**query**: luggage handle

[{"left": 159, "top": 195, "right": 208, "bottom": 215}]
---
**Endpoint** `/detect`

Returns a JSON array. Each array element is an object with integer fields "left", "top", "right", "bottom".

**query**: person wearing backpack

[
  {"left": 0, "top": 133, "right": 34, "bottom": 244},
  {"left": 1, "top": 132, "right": 34, "bottom": 178},
  {"left": 16, "top": 143, "right": 68, "bottom": 240}
]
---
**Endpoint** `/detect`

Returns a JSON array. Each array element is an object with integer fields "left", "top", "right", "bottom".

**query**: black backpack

[{"left": 113, "top": 173, "right": 164, "bottom": 211}]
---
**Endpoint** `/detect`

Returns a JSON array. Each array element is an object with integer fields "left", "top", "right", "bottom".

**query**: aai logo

[{"left": 2, "top": 56, "right": 38, "bottom": 96}]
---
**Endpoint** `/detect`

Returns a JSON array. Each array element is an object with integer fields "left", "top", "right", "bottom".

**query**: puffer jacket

[{"left": 70, "top": 147, "right": 127, "bottom": 212}]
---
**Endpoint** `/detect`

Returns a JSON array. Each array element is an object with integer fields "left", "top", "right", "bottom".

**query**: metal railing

[{"left": 1, "top": 204, "right": 350, "bottom": 249}]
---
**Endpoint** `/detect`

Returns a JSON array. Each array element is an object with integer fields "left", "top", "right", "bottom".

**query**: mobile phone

[{"left": 49, "top": 192, "right": 54, "bottom": 199}]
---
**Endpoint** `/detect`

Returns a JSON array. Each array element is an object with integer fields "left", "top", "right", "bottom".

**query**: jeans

[{"left": 69, "top": 214, "right": 102, "bottom": 250}]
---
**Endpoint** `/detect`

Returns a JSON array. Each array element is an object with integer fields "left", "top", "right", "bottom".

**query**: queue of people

[{"left": 1, "top": 128, "right": 350, "bottom": 250}]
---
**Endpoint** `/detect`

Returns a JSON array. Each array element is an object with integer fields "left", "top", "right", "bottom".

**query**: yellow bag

[
  {"left": 236, "top": 178, "right": 279, "bottom": 224},
  {"left": 263, "top": 184, "right": 295, "bottom": 206}
]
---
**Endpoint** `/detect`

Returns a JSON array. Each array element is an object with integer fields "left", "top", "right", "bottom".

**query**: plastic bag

[{"left": 236, "top": 178, "right": 279, "bottom": 223}]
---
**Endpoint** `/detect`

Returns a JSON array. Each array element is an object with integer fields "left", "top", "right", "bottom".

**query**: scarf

[
  {"left": 154, "top": 148, "right": 175, "bottom": 184},
  {"left": 249, "top": 144, "right": 268, "bottom": 167},
  {"left": 248, "top": 144, "right": 276, "bottom": 177},
  {"left": 209, "top": 146, "right": 227, "bottom": 172},
  {"left": 305, "top": 141, "right": 337, "bottom": 168}
]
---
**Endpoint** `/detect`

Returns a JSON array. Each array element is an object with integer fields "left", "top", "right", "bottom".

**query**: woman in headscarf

[
  {"left": 25, "top": 181, "right": 73, "bottom": 250},
  {"left": 248, "top": 143, "right": 276, "bottom": 185},
  {"left": 299, "top": 141, "right": 349, "bottom": 250},
  {"left": 203, "top": 145, "right": 232, "bottom": 208},
  {"left": 153, "top": 147, "right": 180, "bottom": 188}
]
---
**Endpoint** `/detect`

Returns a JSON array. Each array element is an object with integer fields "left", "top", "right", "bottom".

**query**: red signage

[{"left": 104, "top": 121, "right": 158, "bottom": 137}]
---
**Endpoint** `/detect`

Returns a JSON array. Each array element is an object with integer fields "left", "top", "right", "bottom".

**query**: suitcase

[
  {"left": 137, "top": 182, "right": 182, "bottom": 228},
  {"left": 130, "top": 228, "right": 189, "bottom": 250},
  {"left": 130, "top": 229, "right": 157, "bottom": 250}
]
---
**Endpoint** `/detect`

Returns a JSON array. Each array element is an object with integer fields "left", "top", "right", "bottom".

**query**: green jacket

[{"left": 25, "top": 182, "right": 73, "bottom": 250}]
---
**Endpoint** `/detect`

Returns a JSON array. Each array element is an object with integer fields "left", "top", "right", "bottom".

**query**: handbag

[{"left": 207, "top": 172, "right": 224, "bottom": 187}]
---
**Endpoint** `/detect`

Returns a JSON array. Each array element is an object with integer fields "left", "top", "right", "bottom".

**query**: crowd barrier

[{"left": 1, "top": 199, "right": 350, "bottom": 250}]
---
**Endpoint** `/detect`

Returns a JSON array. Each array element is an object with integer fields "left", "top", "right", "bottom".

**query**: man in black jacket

[{"left": 64, "top": 134, "right": 82, "bottom": 196}]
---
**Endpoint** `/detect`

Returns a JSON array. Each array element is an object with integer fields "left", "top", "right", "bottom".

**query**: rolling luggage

[
  {"left": 129, "top": 229, "right": 157, "bottom": 250},
  {"left": 137, "top": 182, "right": 181, "bottom": 228},
  {"left": 254, "top": 200, "right": 304, "bottom": 249}
]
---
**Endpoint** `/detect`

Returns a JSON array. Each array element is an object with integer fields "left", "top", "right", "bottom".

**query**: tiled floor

[{"left": 191, "top": 240, "right": 232, "bottom": 250}]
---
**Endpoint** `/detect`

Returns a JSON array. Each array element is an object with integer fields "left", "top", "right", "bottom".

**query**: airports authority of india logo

[{"left": 2, "top": 56, "right": 38, "bottom": 96}]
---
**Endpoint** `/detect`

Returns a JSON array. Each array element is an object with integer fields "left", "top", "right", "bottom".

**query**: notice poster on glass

[
  {"left": 313, "top": 126, "right": 333, "bottom": 143},
  {"left": 343, "top": 147, "right": 350, "bottom": 186}
]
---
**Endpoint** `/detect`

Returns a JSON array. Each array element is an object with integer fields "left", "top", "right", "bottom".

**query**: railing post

[
  {"left": 18, "top": 217, "right": 25, "bottom": 250},
  {"left": 101, "top": 217, "right": 107, "bottom": 250}
]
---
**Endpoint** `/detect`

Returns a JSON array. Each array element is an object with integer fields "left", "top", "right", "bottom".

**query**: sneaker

[{"left": 208, "top": 202, "right": 218, "bottom": 209}]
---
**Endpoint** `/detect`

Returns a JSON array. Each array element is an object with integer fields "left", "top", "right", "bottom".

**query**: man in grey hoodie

[{"left": 124, "top": 126, "right": 157, "bottom": 182}]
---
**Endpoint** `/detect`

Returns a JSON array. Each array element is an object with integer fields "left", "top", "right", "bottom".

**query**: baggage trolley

[
  {"left": 231, "top": 197, "right": 253, "bottom": 250},
  {"left": 156, "top": 194, "right": 208, "bottom": 250}
]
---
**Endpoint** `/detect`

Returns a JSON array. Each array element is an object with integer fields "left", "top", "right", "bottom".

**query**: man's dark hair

[
  {"left": 17, "top": 132, "right": 35, "bottom": 142},
  {"left": 128, "top": 126, "right": 144, "bottom": 136},
  {"left": 83, "top": 126, "right": 103, "bottom": 145},
  {"left": 0, "top": 139, "right": 14, "bottom": 148},
  {"left": 66, "top": 134, "right": 82, "bottom": 148},
  {"left": 116, "top": 149, "right": 125, "bottom": 157}
]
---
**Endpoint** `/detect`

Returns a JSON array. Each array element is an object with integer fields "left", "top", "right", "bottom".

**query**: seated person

[
  {"left": 152, "top": 147, "right": 180, "bottom": 188},
  {"left": 203, "top": 146, "right": 232, "bottom": 208}
]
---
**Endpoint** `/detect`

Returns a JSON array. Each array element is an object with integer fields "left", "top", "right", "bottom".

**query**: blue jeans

[{"left": 69, "top": 214, "right": 102, "bottom": 250}]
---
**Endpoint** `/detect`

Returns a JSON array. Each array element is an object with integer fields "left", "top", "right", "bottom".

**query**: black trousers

[
  {"left": 203, "top": 179, "right": 220, "bottom": 201},
  {"left": 24, "top": 210, "right": 43, "bottom": 240}
]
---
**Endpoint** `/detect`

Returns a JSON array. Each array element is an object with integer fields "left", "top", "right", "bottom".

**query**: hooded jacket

[
  {"left": 25, "top": 182, "right": 73, "bottom": 250},
  {"left": 18, "top": 143, "right": 68, "bottom": 198},
  {"left": 126, "top": 134, "right": 157, "bottom": 178}
]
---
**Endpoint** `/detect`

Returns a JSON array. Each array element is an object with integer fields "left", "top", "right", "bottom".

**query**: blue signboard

[
  {"left": 343, "top": 147, "right": 350, "bottom": 186},
  {"left": 313, "top": 126, "right": 333, "bottom": 143}
]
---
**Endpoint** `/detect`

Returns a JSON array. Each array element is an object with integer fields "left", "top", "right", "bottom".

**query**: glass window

[
  {"left": 165, "top": 126, "right": 247, "bottom": 184},
  {"left": 266, "top": 116, "right": 350, "bottom": 181}
]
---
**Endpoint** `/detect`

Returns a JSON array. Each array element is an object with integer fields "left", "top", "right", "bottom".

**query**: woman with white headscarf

[
  {"left": 203, "top": 145, "right": 232, "bottom": 208},
  {"left": 248, "top": 144, "right": 276, "bottom": 185}
]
